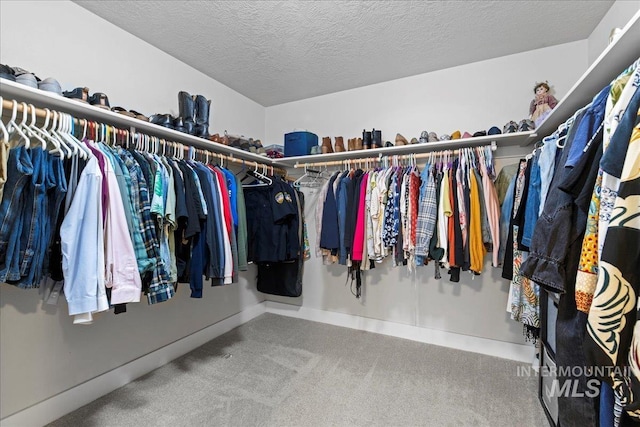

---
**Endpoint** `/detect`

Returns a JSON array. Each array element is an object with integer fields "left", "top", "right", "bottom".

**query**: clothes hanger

[
  {"left": 66, "top": 114, "right": 91, "bottom": 159},
  {"left": 7, "top": 100, "right": 30, "bottom": 148},
  {"left": 294, "top": 165, "right": 326, "bottom": 188},
  {"left": 38, "top": 109, "right": 64, "bottom": 158},
  {"left": 28, "top": 104, "right": 65, "bottom": 158},
  {"left": 23, "top": 103, "right": 49, "bottom": 151},
  {"left": 56, "top": 113, "right": 79, "bottom": 158},
  {"left": 47, "top": 111, "right": 73, "bottom": 158},
  {"left": 243, "top": 162, "right": 272, "bottom": 186},
  {"left": 0, "top": 97, "right": 9, "bottom": 146}
]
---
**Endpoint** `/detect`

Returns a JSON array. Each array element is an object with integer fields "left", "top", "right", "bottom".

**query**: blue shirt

[{"left": 565, "top": 85, "right": 610, "bottom": 168}]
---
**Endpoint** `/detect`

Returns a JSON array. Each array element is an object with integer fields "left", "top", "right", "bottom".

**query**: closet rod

[
  {"left": 293, "top": 142, "right": 497, "bottom": 168},
  {"left": 0, "top": 98, "right": 286, "bottom": 175}
]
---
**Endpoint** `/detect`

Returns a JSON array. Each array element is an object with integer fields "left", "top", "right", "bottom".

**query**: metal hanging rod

[
  {"left": 0, "top": 98, "right": 286, "bottom": 175},
  {"left": 293, "top": 141, "right": 497, "bottom": 168}
]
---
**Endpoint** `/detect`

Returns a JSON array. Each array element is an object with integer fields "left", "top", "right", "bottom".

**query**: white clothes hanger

[
  {"left": 60, "top": 113, "right": 90, "bottom": 159},
  {"left": 72, "top": 116, "right": 92, "bottom": 159},
  {"left": 47, "top": 111, "right": 72, "bottom": 158},
  {"left": 0, "top": 97, "right": 9, "bottom": 146},
  {"left": 39, "top": 109, "right": 66, "bottom": 158},
  {"left": 23, "top": 103, "right": 48, "bottom": 150},
  {"left": 7, "top": 100, "right": 30, "bottom": 148},
  {"left": 294, "top": 165, "right": 326, "bottom": 188}
]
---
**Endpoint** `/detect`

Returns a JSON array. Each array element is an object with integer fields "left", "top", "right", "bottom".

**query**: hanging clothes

[
  {"left": 0, "top": 111, "right": 264, "bottom": 324},
  {"left": 247, "top": 176, "right": 306, "bottom": 297},
  {"left": 310, "top": 145, "right": 501, "bottom": 297},
  {"left": 520, "top": 82, "right": 613, "bottom": 426}
]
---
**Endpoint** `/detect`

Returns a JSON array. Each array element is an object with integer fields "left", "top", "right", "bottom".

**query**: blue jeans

[
  {"left": 0, "top": 147, "right": 34, "bottom": 283},
  {"left": 16, "top": 148, "right": 47, "bottom": 287},
  {"left": 538, "top": 135, "right": 557, "bottom": 216},
  {"left": 521, "top": 151, "right": 541, "bottom": 248}
]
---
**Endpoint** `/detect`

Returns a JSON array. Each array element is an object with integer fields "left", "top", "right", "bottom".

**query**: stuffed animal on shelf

[{"left": 529, "top": 81, "right": 558, "bottom": 127}]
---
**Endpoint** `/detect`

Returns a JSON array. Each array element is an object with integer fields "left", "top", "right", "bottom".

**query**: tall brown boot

[
  {"left": 321, "top": 136, "right": 333, "bottom": 154},
  {"left": 348, "top": 138, "right": 356, "bottom": 151},
  {"left": 355, "top": 137, "right": 363, "bottom": 150},
  {"left": 334, "top": 136, "right": 346, "bottom": 152}
]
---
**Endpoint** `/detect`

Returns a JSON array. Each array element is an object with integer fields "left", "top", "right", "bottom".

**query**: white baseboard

[
  {"left": 0, "top": 302, "right": 266, "bottom": 427},
  {"left": 265, "top": 301, "right": 534, "bottom": 363}
]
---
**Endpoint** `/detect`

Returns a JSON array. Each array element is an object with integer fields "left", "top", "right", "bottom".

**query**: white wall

[
  {"left": 264, "top": 41, "right": 589, "bottom": 345},
  {"left": 0, "top": 0, "right": 265, "bottom": 139},
  {"left": 266, "top": 41, "right": 587, "bottom": 146},
  {"left": 0, "top": 0, "right": 265, "bottom": 420},
  {"left": 587, "top": 0, "right": 640, "bottom": 65}
]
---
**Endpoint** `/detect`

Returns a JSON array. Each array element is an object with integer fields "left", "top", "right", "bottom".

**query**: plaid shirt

[
  {"left": 109, "top": 147, "right": 153, "bottom": 275},
  {"left": 119, "top": 150, "right": 174, "bottom": 304},
  {"left": 416, "top": 165, "right": 438, "bottom": 257}
]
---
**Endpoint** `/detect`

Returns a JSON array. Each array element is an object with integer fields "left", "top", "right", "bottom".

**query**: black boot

[
  {"left": 194, "top": 95, "right": 211, "bottom": 139},
  {"left": 178, "top": 91, "right": 195, "bottom": 135},
  {"left": 372, "top": 129, "right": 382, "bottom": 148},
  {"left": 362, "top": 129, "right": 372, "bottom": 150}
]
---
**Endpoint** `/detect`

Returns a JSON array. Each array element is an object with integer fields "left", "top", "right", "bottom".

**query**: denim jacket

[{"left": 519, "top": 105, "right": 602, "bottom": 293}]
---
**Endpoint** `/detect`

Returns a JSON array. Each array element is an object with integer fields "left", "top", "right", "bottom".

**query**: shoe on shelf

[
  {"left": 472, "top": 130, "right": 487, "bottom": 137},
  {"left": 450, "top": 130, "right": 461, "bottom": 140},
  {"left": 0, "top": 64, "right": 16, "bottom": 81},
  {"left": 89, "top": 92, "right": 110, "bottom": 110},
  {"left": 428, "top": 132, "right": 438, "bottom": 142},
  {"left": 410, "top": 137, "right": 418, "bottom": 144},
  {"left": 310, "top": 145, "right": 321, "bottom": 155},
  {"left": 247, "top": 138, "right": 258, "bottom": 153},
  {"left": 174, "top": 116, "right": 189, "bottom": 134},
  {"left": 321, "top": 136, "right": 333, "bottom": 154},
  {"left": 194, "top": 94, "right": 211, "bottom": 139},
  {"left": 395, "top": 133, "right": 408, "bottom": 146},
  {"left": 112, "top": 106, "right": 136, "bottom": 118},
  {"left": 16, "top": 72, "right": 38, "bottom": 89},
  {"left": 178, "top": 91, "right": 195, "bottom": 135},
  {"left": 150, "top": 113, "right": 175, "bottom": 129},
  {"left": 129, "top": 110, "right": 149, "bottom": 122},
  {"left": 347, "top": 138, "right": 355, "bottom": 151},
  {"left": 227, "top": 135, "right": 241, "bottom": 149},
  {"left": 517, "top": 119, "right": 535, "bottom": 132},
  {"left": 334, "top": 136, "right": 346, "bottom": 152},
  {"left": 488, "top": 126, "right": 502, "bottom": 135},
  {"left": 63, "top": 87, "right": 90, "bottom": 103},
  {"left": 419, "top": 131, "right": 429, "bottom": 144},
  {"left": 38, "top": 77, "right": 62, "bottom": 95},
  {"left": 355, "top": 137, "right": 363, "bottom": 150},
  {"left": 372, "top": 129, "right": 382, "bottom": 148},
  {"left": 362, "top": 130, "right": 372, "bottom": 150},
  {"left": 385, "top": 141, "right": 393, "bottom": 147},
  {"left": 462, "top": 131, "right": 473, "bottom": 139},
  {"left": 439, "top": 134, "right": 451, "bottom": 141},
  {"left": 503, "top": 120, "right": 518, "bottom": 133},
  {"left": 254, "top": 139, "right": 267, "bottom": 156}
]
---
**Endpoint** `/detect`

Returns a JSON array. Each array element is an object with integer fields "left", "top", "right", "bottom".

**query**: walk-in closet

[{"left": 1, "top": 1, "right": 639, "bottom": 426}]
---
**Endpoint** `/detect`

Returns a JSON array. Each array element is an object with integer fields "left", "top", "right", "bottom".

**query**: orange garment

[{"left": 469, "top": 172, "right": 486, "bottom": 273}]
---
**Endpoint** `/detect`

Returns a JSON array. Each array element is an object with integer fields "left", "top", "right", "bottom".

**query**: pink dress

[{"left": 351, "top": 173, "right": 369, "bottom": 262}]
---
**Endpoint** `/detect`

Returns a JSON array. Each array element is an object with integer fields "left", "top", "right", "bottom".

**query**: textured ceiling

[{"left": 74, "top": 1, "right": 614, "bottom": 107}]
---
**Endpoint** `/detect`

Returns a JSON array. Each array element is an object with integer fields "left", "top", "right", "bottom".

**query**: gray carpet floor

[{"left": 48, "top": 313, "right": 548, "bottom": 427}]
